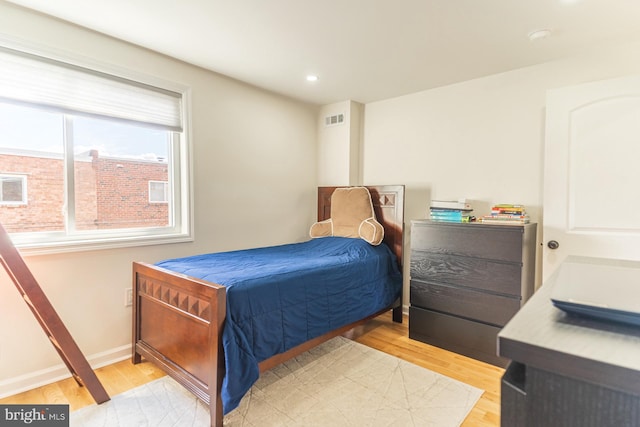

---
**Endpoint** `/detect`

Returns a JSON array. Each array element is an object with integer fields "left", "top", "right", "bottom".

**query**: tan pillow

[{"left": 309, "top": 187, "right": 384, "bottom": 245}]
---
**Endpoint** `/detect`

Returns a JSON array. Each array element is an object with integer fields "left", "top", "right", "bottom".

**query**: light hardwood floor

[{"left": 0, "top": 312, "right": 502, "bottom": 426}]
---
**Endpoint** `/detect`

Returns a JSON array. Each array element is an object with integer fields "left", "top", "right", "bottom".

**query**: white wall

[
  {"left": 348, "top": 101, "right": 364, "bottom": 185},
  {"left": 317, "top": 100, "right": 364, "bottom": 186},
  {"left": 363, "top": 39, "right": 640, "bottom": 304},
  {"left": 0, "top": 2, "right": 318, "bottom": 396},
  {"left": 317, "top": 101, "right": 351, "bottom": 185}
]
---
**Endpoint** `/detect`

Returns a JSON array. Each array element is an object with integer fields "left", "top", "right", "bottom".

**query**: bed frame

[{"left": 132, "top": 185, "right": 404, "bottom": 426}]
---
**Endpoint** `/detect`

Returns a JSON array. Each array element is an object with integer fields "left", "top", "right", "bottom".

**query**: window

[
  {"left": 0, "top": 44, "right": 191, "bottom": 251},
  {"left": 149, "top": 181, "right": 169, "bottom": 203},
  {"left": 0, "top": 174, "right": 27, "bottom": 205}
]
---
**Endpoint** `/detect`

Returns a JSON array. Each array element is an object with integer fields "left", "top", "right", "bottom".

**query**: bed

[{"left": 131, "top": 185, "right": 405, "bottom": 426}]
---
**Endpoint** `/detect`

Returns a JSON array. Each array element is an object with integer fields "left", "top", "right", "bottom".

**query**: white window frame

[
  {"left": 0, "top": 37, "right": 193, "bottom": 254},
  {"left": 149, "top": 180, "right": 169, "bottom": 204},
  {"left": 0, "top": 173, "right": 27, "bottom": 205}
]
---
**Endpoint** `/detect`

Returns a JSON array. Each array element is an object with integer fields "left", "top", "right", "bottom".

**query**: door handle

[{"left": 547, "top": 240, "right": 559, "bottom": 250}]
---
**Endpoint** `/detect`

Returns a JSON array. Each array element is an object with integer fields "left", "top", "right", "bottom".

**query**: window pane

[
  {"left": 72, "top": 116, "right": 171, "bottom": 230},
  {"left": 0, "top": 102, "right": 64, "bottom": 233}
]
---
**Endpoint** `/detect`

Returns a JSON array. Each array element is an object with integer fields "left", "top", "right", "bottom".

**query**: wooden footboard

[
  {"left": 132, "top": 261, "right": 226, "bottom": 427},
  {"left": 132, "top": 260, "right": 399, "bottom": 427}
]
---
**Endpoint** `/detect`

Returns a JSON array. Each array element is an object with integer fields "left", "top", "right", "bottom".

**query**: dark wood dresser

[{"left": 408, "top": 220, "right": 537, "bottom": 366}]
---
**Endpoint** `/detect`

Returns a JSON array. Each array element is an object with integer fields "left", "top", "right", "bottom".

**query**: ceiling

[{"left": 7, "top": 0, "right": 640, "bottom": 105}]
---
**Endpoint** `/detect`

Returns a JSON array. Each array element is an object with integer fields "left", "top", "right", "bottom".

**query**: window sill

[{"left": 12, "top": 232, "right": 194, "bottom": 256}]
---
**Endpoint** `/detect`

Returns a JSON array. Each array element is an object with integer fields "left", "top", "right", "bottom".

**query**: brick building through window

[{"left": 0, "top": 149, "right": 169, "bottom": 234}]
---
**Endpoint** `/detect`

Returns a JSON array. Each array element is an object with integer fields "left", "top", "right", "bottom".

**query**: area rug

[{"left": 71, "top": 337, "right": 483, "bottom": 426}]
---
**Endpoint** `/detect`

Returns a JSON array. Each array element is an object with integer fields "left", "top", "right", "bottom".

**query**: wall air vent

[{"left": 324, "top": 113, "right": 345, "bottom": 127}]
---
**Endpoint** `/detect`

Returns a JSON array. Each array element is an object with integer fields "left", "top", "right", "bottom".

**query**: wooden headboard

[{"left": 317, "top": 185, "right": 405, "bottom": 268}]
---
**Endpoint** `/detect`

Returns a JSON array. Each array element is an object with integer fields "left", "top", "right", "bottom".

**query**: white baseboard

[{"left": 0, "top": 344, "right": 131, "bottom": 400}]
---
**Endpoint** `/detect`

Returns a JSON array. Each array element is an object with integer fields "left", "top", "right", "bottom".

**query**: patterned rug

[{"left": 71, "top": 337, "right": 483, "bottom": 426}]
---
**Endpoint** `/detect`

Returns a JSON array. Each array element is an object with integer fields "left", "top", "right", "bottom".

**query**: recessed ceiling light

[
  {"left": 528, "top": 28, "right": 552, "bottom": 41},
  {"left": 306, "top": 75, "right": 319, "bottom": 82}
]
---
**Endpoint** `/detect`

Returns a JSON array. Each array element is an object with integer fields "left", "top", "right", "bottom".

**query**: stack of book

[
  {"left": 481, "top": 204, "right": 530, "bottom": 225},
  {"left": 429, "top": 199, "right": 473, "bottom": 223}
]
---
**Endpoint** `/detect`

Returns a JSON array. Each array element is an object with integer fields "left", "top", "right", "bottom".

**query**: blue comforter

[{"left": 156, "top": 237, "right": 402, "bottom": 414}]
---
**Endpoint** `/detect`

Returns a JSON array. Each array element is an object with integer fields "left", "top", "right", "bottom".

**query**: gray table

[{"left": 498, "top": 256, "right": 640, "bottom": 426}]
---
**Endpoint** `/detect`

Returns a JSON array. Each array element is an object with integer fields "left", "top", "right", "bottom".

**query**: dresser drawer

[
  {"left": 410, "top": 251, "right": 523, "bottom": 296},
  {"left": 411, "top": 221, "right": 529, "bottom": 263},
  {"left": 409, "top": 306, "right": 507, "bottom": 366},
  {"left": 410, "top": 279, "right": 520, "bottom": 326}
]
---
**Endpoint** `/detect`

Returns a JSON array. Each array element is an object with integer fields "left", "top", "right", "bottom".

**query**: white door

[{"left": 543, "top": 74, "right": 640, "bottom": 281}]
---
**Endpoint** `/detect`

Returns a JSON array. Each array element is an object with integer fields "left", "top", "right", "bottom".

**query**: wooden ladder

[{"left": 0, "top": 223, "right": 109, "bottom": 404}]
